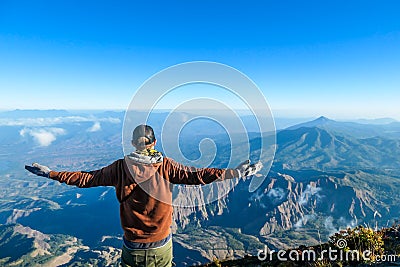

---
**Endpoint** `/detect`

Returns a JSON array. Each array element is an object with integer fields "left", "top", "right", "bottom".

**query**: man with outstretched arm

[{"left": 25, "top": 124, "right": 262, "bottom": 267}]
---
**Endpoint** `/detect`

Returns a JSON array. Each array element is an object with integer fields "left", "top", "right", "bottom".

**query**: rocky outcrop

[{"left": 174, "top": 169, "right": 384, "bottom": 252}]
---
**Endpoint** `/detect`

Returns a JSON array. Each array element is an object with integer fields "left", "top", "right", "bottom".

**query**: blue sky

[{"left": 0, "top": 0, "right": 399, "bottom": 119}]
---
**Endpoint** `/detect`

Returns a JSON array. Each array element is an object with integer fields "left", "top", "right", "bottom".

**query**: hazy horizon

[{"left": 0, "top": 108, "right": 398, "bottom": 122}]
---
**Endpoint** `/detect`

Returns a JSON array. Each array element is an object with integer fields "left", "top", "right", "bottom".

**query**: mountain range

[
  {"left": 171, "top": 115, "right": 400, "bottom": 264},
  {"left": 0, "top": 110, "right": 399, "bottom": 266}
]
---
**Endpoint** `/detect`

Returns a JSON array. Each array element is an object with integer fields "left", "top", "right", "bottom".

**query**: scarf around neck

[{"left": 127, "top": 148, "right": 164, "bottom": 164}]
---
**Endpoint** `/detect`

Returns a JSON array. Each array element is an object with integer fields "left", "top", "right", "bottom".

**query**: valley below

[{"left": 1, "top": 111, "right": 400, "bottom": 266}]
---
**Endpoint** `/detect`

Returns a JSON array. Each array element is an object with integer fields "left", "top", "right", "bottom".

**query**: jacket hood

[{"left": 127, "top": 149, "right": 163, "bottom": 165}]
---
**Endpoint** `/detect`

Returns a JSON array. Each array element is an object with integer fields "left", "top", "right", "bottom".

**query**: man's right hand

[
  {"left": 235, "top": 160, "right": 263, "bottom": 179},
  {"left": 25, "top": 163, "right": 51, "bottom": 177}
]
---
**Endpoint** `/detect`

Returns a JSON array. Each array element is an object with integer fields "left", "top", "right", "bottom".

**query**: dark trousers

[{"left": 121, "top": 239, "right": 173, "bottom": 267}]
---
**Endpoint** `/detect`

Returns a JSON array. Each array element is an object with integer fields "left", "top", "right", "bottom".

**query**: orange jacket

[{"left": 49, "top": 156, "right": 238, "bottom": 243}]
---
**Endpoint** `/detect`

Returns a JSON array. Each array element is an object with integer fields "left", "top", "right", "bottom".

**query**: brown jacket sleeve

[
  {"left": 164, "top": 157, "right": 239, "bottom": 185},
  {"left": 48, "top": 160, "right": 121, "bottom": 188}
]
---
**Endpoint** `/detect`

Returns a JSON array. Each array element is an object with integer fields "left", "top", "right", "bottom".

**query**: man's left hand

[{"left": 235, "top": 160, "right": 263, "bottom": 179}]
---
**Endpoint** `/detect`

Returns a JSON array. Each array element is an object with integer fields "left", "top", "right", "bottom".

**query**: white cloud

[
  {"left": 324, "top": 216, "right": 338, "bottom": 235},
  {"left": 294, "top": 214, "right": 316, "bottom": 229},
  {"left": 20, "top": 127, "right": 66, "bottom": 146},
  {"left": 267, "top": 188, "right": 286, "bottom": 200},
  {"left": 0, "top": 116, "right": 120, "bottom": 126},
  {"left": 323, "top": 216, "right": 356, "bottom": 235},
  {"left": 249, "top": 189, "right": 264, "bottom": 202},
  {"left": 298, "top": 184, "right": 323, "bottom": 205},
  {"left": 337, "top": 216, "right": 357, "bottom": 229},
  {"left": 87, "top": 122, "right": 101, "bottom": 132}
]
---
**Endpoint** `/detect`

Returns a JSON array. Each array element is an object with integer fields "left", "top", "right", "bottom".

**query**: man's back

[{"left": 46, "top": 152, "right": 237, "bottom": 243}]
